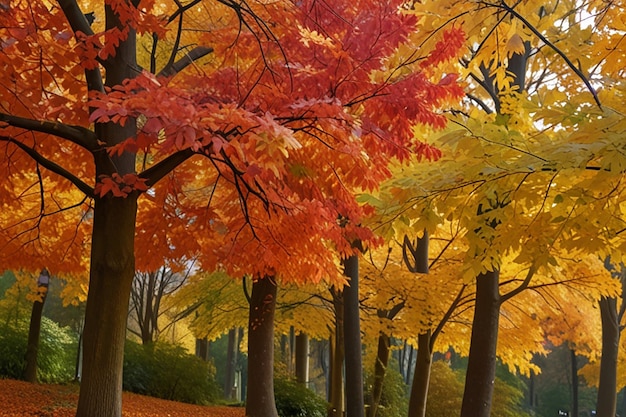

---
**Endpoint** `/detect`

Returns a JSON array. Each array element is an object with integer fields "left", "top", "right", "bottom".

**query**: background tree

[{"left": 128, "top": 263, "right": 192, "bottom": 345}]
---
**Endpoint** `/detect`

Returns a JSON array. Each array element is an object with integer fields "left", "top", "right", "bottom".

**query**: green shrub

[
  {"left": 0, "top": 324, "right": 26, "bottom": 379},
  {"left": 0, "top": 317, "right": 77, "bottom": 383},
  {"left": 364, "top": 360, "right": 409, "bottom": 417},
  {"left": 123, "top": 340, "right": 221, "bottom": 405},
  {"left": 274, "top": 377, "right": 328, "bottom": 417}
]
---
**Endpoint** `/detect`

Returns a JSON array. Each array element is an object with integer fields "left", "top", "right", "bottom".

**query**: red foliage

[{"left": 0, "top": 379, "right": 244, "bottom": 417}]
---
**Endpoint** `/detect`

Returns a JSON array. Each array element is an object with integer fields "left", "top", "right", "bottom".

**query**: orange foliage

[{"left": 0, "top": 379, "right": 244, "bottom": 417}]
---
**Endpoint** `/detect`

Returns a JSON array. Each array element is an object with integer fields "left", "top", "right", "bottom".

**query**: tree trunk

[
  {"left": 343, "top": 254, "right": 364, "bottom": 417},
  {"left": 329, "top": 290, "right": 345, "bottom": 417},
  {"left": 596, "top": 296, "right": 620, "bottom": 417},
  {"left": 368, "top": 332, "right": 391, "bottom": 417},
  {"left": 225, "top": 328, "right": 238, "bottom": 398},
  {"left": 528, "top": 369, "right": 535, "bottom": 409},
  {"left": 24, "top": 275, "right": 49, "bottom": 382},
  {"left": 408, "top": 331, "right": 432, "bottom": 417},
  {"left": 75, "top": 2, "right": 139, "bottom": 416},
  {"left": 245, "top": 277, "right": 278, "bottom": 417},
  {"left": 295, "top": 332, "right": 309, "bottom": 385},
  {"left": 76, "top": 196, "right": 138, "bottom": 417},
  {"left": 195, "top": 337, "right": 210, "bottom": 361},
  {"left": 460, "top": 269, "right": 500, "bottom": 417},
  {"left": 571, "top": 348, "right": 579, "bottom": 417}
]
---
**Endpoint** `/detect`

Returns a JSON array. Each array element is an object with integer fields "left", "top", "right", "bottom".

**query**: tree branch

[
  {"left": 158, "top": 46, "right": 214, "bottom": 78},
  {"left": 139, "top": 148, "right": 196, "bottom": 187},
  {"left": 500, "top": 264, "right": 537, "bottom": 303},
  {"left": 56, "top": 0, "right": 104, "bottom": 94},
  {"left": 430, "top": 285, "right": 467, "bottom": 351},
  {"left": 0, "top": 113, "right": 99, "bottom": 151},
  {"left": 499, "top": 0, "right": 602, "bottom": 109},
  {"left": 0, "top": 136, "right": 94, "bottom": 196}
]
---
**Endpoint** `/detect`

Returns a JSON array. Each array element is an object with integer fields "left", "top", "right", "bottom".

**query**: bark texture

[
  {"left": 343, "top": 254, "right": 364, "bottom": 417},
  {"left": 329, "top": 290, "right": 345, "bottom": 417},
  {"left": 596, "top": 296, "right": 620, "bottom": 417},
  {"left": 24, "top": 276, "right": 49, "bottom": 383},
  {"left": 76, "top": 196, "right": 138, "bottom": 417},
  {"left": 75, "top": 3, "right": 139, "bottom": 416},
  {"left": 407, "top": 331, "right": 432, "bottom": 417},
  {"left": 295, "top": 333, "right": 309, "bottom": 385},
  {"left": 460, "top": 269, "right": 500, "bottom": 417},
  {"left": 245, "top": 278, "right": 278, "bottom": 417}
]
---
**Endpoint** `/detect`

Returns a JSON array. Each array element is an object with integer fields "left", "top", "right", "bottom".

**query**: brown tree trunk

[
  {"left": 24, "top": 273, "right": 49, "bottom": 383},
  {"left": 295, "top": 332, "right": 309, "bottom": 385},
  {"left": 596, "top": 296, "right": 620, "bottom": 417},
  {"left": 408, "top": 331, "right": 432, "bottom": 417},
  {"left": 460, "top": 269, "right": 500, "bottom": 417},
  {"left": 245, "top": 277, "right": 278, "bottom": 417},
  {"left": 343, "top": 254, "right": 364, "bottom": 417},
  {"left": 571, "top": 348, "right": 579, "bottom": 417},
  {"left": 329, "top": 290, "right": 345, "bottom": 417},
  {"left": 76, "top": 195, "right": 138, "bottom": 417},
  {"left": 224, "top": 329, "right": 238, "bottom": 398},
  {"left": 74, "top": 2, "right": 139, "bottom": 416},
  {"left": 368, "top": 332, "right": 391, "bottom": 417},
  {"left": 195, "top": 338, "right": 210, "bottom": 361}
]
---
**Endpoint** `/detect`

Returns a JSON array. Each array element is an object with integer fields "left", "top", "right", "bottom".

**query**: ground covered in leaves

[{"left": 0, "top": 379, "right": 246, "bottom": 417}]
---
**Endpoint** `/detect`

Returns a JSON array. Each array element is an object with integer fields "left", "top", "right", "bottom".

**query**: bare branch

[
  {"left": 158, "top": 46, "right": 214, "bottom": 78},
  {"left": 430, "top": 284, "right": 467, "bottom": 351},
  {"left": 498, "top": 0, "right": 602, "bottom": 109},
  {"left": 56, "top": 0, "right": 104, "bottom": 93},
  {"left": 500, "top": 264, "right": 537, "bottom": 303},
  {"left": 139, "top": 148, "right": 196, "bottom": 188},
  {"left": 0, "top": 136, "right": 94, "bottom": 196},
  {"left": 0, "top": 113, "right": 99, "bottom": 151}
]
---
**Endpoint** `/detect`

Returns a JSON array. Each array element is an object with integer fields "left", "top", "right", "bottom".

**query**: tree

[
  {"left": 596, "top": 260, "right": 625, "bottom": 417},
  {"left": 23, "top": 268, "right": 50, "bottom": 382},
  {"left": 1, "top": 1, "right": 463, "bottom": 416},
  {"left": 361, "top": 0, "right": 626, "bottom": 414},
  {"left": 128, "top": 264, "right": 191, "bottom": 345}
]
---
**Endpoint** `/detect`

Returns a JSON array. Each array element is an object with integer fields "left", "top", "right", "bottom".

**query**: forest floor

[{"left": 0, "top": 378, "right": 246, "bottom": 417}]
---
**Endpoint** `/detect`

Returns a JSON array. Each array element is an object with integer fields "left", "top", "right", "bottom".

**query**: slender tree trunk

[
  {"left": 528, "top": 369, "right": 535, "bottom": 409},
  {"left": 596, "top": 296, "right": 620, "bottom": 417},
  {"left": 343, "top": 254, "right": 364, "bottom": 417},
  {"left": 195, "top": 337, "right": 209, "bottom": 361},
  {"left": 225, "top": 328, "right": 238, "bottom": 398},
  {"left": 571, "top": 348, "right": 579, "bottom": 417},
  {"left": 408, "top": 331, "right": 432, "bottom": 417},
  {"left": 368, "top": 332, "right": 391, "bottom": 417},
  {"left": 245, "top": 277, "right": 278, "bottom": 417},
  {"left": 74, "top": 326, "right": 83, "bottom": 381},
  {"left": 460, "top": 269, "right": 500, "bottom": 417},
  {"left": 295, "top": 332, "right": 309, "bottom": 385},
  {"left": 24, "top": 276, "right": 49, "bottom": 382},
  {"left": 329, "top": 290, "right": 345, "bottom": 417}
]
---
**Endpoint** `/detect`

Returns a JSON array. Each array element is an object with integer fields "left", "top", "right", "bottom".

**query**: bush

[
  {"left": 0, "top": 325, "right": 26, "bottom": 379},
  {"left": 123, "top": 340, "right": 221, "bottom": 405},
  {"left": 364, "top": 360, "right": 409, "bottom": 417},
  {"left": 274, "top": 377, "right": 329, "bottom": 417},
  {"left": 0, "top": 318, "right": 77, "bottom": 383}
]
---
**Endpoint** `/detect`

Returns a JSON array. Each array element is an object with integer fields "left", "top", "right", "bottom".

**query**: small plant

[{"left": 274, "top": 377, "right": 328, "bottom": 417}]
